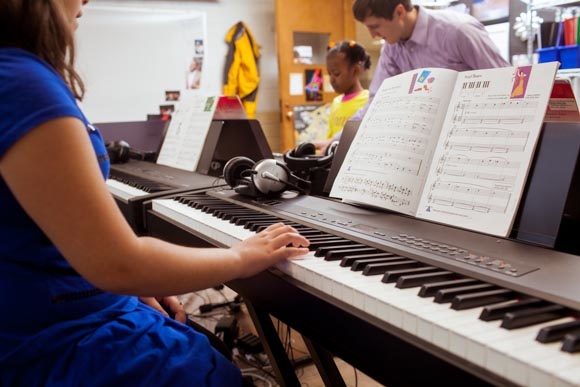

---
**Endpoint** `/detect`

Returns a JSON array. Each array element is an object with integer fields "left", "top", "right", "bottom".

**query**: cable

[
  {"left": 198, "top": 298, "right": 242, "bottom": 314},
  {"left": 235, "top": 353, "right": 277, "bottom": 381},
  {"left": 240, "top": 372, "right": 273, "bottom": 387}
]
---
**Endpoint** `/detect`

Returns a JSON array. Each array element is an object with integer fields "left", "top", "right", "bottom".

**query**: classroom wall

[{"left": 80, "top": 0, "right": 282, "bottom": 150}]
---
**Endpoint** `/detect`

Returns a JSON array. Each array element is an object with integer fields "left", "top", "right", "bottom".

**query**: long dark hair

[{"left": 0, "top": 0, "right": 85, "bottom": 99}]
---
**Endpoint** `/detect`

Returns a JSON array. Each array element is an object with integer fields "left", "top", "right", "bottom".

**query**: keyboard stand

[
  {"left": 245, "top": 300, "right": 347, "bottom": 387},
  {"left": 303, "top": 337, "right": 346, "bottom": 387},
  {"left": 244, "top": 301, "right": 302, "bottom": 387}
]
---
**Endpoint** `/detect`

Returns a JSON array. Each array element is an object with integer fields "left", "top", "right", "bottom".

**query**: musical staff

[
  {"left": 451, "top": 99, "right": 538, "bottom": 125},
  {"left": 348, "top": 150, "right": 423, "bottom": 176},
  {"left": 334, "top": 175, "right": 412, "bottom": 208},
  {"left": 356, "top": 134, "right": 428, "bottom": 155},
  {"left": 427, "top": 179, "right": 511, "bottom": 214}
]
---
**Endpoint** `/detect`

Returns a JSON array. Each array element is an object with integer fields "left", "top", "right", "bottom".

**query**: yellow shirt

[{"left": 327, "top": 90, "right": 369, "bottom": 139}]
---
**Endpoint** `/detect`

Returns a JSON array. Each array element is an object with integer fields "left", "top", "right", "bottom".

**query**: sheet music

[
  {"left": 330, "top": 68, "right": 458, "bottom": 215},
  {"left": 156, "top": 94, "right": 217, "bottom": 171},
  {"left": 416, "top": 63, "right": 559, "bottom": 236}
]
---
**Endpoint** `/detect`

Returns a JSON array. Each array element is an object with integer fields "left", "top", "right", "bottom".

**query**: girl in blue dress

[{"left": 0, "top": 1, "right": 309, "bottom": 385}]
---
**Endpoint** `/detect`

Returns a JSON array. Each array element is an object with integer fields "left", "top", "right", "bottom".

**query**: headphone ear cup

[
  {"left": 325, "top": 140, "right": 339, "bottom": 157},
  {"left": 252, "top": 159, "right": 290, "bottom": 195},
  {"left": 106, "top": 140, "right": 131, "bottom": 164},
  {"left": 223, "top": 156, "right": 255, "bottom": 188},
  {"left": 294, "top": 142, "right": 316, "bottom": 157}
]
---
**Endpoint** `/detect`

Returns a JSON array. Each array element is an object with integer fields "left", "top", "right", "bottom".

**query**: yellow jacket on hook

[{"left": 223, "top": 21, "right": 260, "bottom": 118}]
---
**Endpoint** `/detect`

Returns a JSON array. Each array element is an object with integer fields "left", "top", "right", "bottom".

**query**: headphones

[
  {"left": 106, "top": 140, "right": 131, "bottom": 164},
  {"left": 283, "top": 141, "right": 338, "bottom": 181},
  {"left": 223, "top": 157, "right": 311, "bottom": 198}
]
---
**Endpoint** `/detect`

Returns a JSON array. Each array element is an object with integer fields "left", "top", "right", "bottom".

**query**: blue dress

[{"left": 0, "top": 48, "right": 242, "bottom": 386}]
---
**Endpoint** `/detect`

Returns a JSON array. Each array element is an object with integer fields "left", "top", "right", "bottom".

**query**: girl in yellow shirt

[{"left": 315, "top": 40, "right": 371, "bottom": 150}]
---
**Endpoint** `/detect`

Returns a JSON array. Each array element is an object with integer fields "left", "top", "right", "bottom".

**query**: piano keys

[
  {"left": 146, "top": 189, "right": 580, "bottom": 387},
  {"left": 106, "top": 159, "right": 225, "bottom": 234}
]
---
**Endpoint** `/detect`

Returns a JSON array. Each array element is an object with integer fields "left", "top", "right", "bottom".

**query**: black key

[
  {"left": 234, "top": 215, "right": 276, "bottom": 225},
  {"left": 248, "top": 221, "right": 280, "bottom": 232},
  {"left": 187, "top": 199, "right": 224, "bottom": 209},
  {"left": 419, "top": 278, "right": 480, "bottom": 298},
  {"left": 451, "top": 289, "right": 517, "bottom": 310},
  {"left": 361, "top": 259, "right": 419, "bottom": 275},
  {"left": 434, "top": 283, "right": 497, "bottom": 303},
  {"left": 325, "top": 247, "right": 379, "bottom": 261},
  {"left": 562, "top": 333, "right": 580, "bottom": 353},
  {"left": 353, "top": 256, "right": 406, "bottom": 272},
  {"left": 396, "top": 271, "right": 455, "bottom": 289},
  {"left": 382, "top": 266, "right": 439, "bottom": 283},
  {"left": 306, "top": 236, "right": 343, "bottom": 242},
  {"left": 536, "top": 320, "right": 580, "bottom": 343},
  {"left": 229, "top": 214, "right": 264, "bottom": 223},
  {"left": 209, "top": 206, "right": 242, "bottom": 214},
  {"left": 182, "top": 198, "right": 216, "bottom": 208},
  {"left": 255, "top": 223, "right": 303, "bottom": 232},
  {"left": 340, "top": 253, "right": 396, "bottom": 267},
  {"left": 306, "top": 237, "right": 345, "bottom": 249},
  {"left": 283, "top": 228, "right": 315, "bottom": 236},
  {"left": 297, "top": 230, "right": 327, "bottom": 237},
  {"left": 479, "top": 298, "right": 547, "bottom": 321},
  {"left": 216, "top": 209, "right": 256, "bottom": 220},
  {"left": 202, "top": 204, "right": 233, "bottom": 213},
  {"left": 309, "top": 239, "right": 353, "bottom": 251},
  {"left": 315, "top": 244, "right": 366, "bottom": 257},
  {"left": 501, "top": 304, "right": 569, "bottom": 330}
]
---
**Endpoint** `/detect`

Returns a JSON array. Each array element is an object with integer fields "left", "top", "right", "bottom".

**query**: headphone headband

[
  {"left": 223, "top": 156, "right": 311, "bottom": 198},
  {"left": 283, "top": 141, "right": 337, "bottom": 171}
]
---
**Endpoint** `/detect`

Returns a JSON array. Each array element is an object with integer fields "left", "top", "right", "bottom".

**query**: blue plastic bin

[
  {"left": 537, "top": 46, "right": 560, "bottom": 64},
  {"left": 559, "top": 45, "right": 580, "bottom": 69}
]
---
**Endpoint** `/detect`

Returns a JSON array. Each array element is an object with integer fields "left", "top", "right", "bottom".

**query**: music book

[
  {"left": 155, "top": 95, "right": 246, "bottom": 171},
  {"left": 330, "top": 63, "right": 560, "bottom": 237},
  {"left": 156, "top": 93, "right": 218, "bottom": 171}
]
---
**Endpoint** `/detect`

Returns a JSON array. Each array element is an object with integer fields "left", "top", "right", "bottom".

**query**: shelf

[
  {"left": 521, "top": 0, "right": 580, "bottom": 64},
  {"left": 520, "top": 0, "right": 580, "bottom": 10},
  {"left": 558, "top": 68, "right": 580, "bottom": 77}
]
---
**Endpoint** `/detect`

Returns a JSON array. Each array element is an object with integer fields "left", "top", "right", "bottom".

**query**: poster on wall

[
  {"left": 165, "top": 90, "right": 181, "bottom": 101},
  {"left": 186, "top": 37, "right": 204, "bottom": 90},
  {"left": 304, "top": 69, "right": 323, "bottom": 101}
]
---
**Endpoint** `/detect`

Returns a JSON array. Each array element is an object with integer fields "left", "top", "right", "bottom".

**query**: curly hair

[{"left": 327, "top": 40, "right": 371, "bottom": 70}]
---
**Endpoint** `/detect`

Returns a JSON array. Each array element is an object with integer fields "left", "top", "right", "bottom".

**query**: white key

[
  {"left": 152, "top": 199, "right": 252, "bottom": 246},
  {"left": 106, "top": 178, "right": 147, "bottom": 201},
  {"left": 555, "top": 363, "right": 580, "bottom": 387}
]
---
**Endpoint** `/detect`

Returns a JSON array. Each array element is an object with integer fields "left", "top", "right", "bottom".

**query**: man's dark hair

[{"left": 352, "top": 0, "right": 414, "bottom": 22}]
